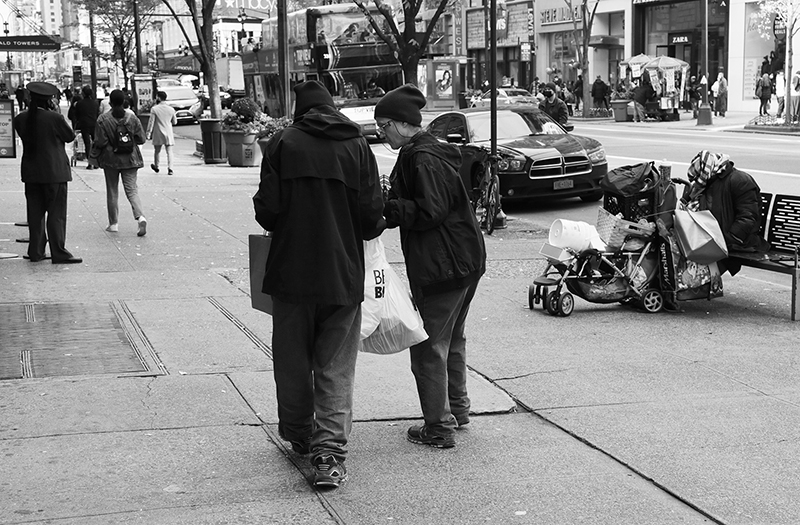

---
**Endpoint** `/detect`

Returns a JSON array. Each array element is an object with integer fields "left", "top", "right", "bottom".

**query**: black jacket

[
  {"left": 591, "top": 79, "right": 608, "bottom": 99},
  {"left": 69, "top": 97, "right": 99, "bottom": 130},
  {"left": 253, "top": 105, "right": 384, "bottom": 305},
  {"left": 13, "top": 108, "right": 75, "bottom": 184},
  {"left": 383, "top": 132, "right": 485, "bottom": 295},
  {"left": 539, "top": 97, "right": 569, "bottom": 125}
]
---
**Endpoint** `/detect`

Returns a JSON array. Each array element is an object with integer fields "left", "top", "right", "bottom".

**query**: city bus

[{"left": 247, "top": 4, "right": 404, "bottom": 135}]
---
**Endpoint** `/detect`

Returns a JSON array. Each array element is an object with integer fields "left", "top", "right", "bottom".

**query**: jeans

[
  {"left": 409, "top": 281, "right": 479, "bottom": 436},
  {"left": 153, "top": 144, "right": 173, "bottom": 170},
  {"left": 272, "top": 299, "right": 361, "bottom": 462},
  {"left": 633, "top": 101, "right": 646, "bottom": 122},
  {"left": 103, "top": 168, "right": 144, "bottom": 226},
  {"left": 80, "top": 128, "right": 94, "bottom": 159}
]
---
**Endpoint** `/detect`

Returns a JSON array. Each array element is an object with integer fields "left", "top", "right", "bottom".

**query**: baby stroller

[{"left": 529, "top": 162, "right": 674, "bottom": 316}]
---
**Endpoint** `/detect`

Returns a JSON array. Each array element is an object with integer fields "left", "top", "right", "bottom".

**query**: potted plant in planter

[
  {"left": 219, "top": 98, "right": 275, "bottom": 166},
  {"left": 610, "top": 88, "right": 634, "bottom": 122}
]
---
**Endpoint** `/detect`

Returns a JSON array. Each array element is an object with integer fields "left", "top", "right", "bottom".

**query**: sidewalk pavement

[{"left": 1, "top": 132, "right": 799, "bottom": 524}]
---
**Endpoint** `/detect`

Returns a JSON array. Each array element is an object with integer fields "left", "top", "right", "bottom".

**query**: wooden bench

[{"left": 726, "top": 193, "right": 800, "bottom": 321}]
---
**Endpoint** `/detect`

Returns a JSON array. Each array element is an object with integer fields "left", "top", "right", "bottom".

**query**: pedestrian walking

[
  {"left": 591, "top": 75, "right": 609, "bottom": 109},
  {"left": 12, "top": 82, "right": 81, "bottom": 264},
  {"left": 91, "top": 89, "right": 148, "bottom": 236},
  {"left": 68, "top": 86, "right": 100, "bottom": 169},
  {"left": 252, "top": 80, "right": 385, "bottom": 489},
  {"left": 573, "top": 74, "right": 584, "bottom": 112},
  {"left": 14, "top": 84, "right": 27, "bottom": 111},
  {"left": 756, "top": 73, "right": 772, "bottom": 116},
  {"left": 374, "top": 85, "right": 486, "bottom": 450},
  {"left": 775, "top": 70, "right": 785, "bottom": 118},
  {"left": 792, "top": 70, "right": 800, "bottom": 122},
  {"left": 539, "top": 82, "right": 569, "bottom": 125},
  {"left": 146, "top": 90, "right": 177, "bottom": 175},
  {"left": 715, "top": 71, "right": 728, "bottom": 118}
]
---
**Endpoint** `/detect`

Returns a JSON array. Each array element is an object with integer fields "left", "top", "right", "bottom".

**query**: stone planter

[{"left": 222, "top": 131, "right": 262, "bottom": 167}]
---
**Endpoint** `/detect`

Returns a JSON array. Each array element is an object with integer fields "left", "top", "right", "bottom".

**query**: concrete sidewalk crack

[{"left": 494, "top": 368, "right": 573, "bottom": 381}]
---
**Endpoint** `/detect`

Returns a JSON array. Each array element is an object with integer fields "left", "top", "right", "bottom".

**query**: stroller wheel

[
  {"left": 545, "top": 291, "right": 560, "bottom": 315},
  {"left": 528, "top": 285, "right": 536, "bottom": 310},
  {"left": 558, "top": 292, "right": 575, "bottom": 316},
  {"left": 640, "top": 289, "right": 664, "bottom": 313}
]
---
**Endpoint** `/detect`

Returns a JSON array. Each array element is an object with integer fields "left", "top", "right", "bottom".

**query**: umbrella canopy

[
  {"left": 622, "top": 53, "right": 651, "bottom": 66},
  {"left": 643, "top": 56, "right": 689, "bottom": 71}
]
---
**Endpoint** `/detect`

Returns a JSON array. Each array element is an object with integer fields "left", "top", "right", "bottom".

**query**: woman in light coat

[{"left": 146, "top": 90, "right": 177, "bottom": 175}]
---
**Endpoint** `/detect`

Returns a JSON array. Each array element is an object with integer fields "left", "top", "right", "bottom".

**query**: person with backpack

[{"left": 90, "top": 89, "right": 148, "bottom": 236}]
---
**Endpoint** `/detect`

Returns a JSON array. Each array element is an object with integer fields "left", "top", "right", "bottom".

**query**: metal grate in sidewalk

[{"left": 0, "top": 302, "right": 165, "bottom": 380}]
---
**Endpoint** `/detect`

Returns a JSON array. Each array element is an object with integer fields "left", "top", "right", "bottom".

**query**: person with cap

[
  {"left": 253, "top": 80, "right": 384, "bottom": 489},
  {"left": 539, "top": 82, "right": 569, "bottom": 125},
  {"left": 374, "top": 84, "right": 486, "bottom": 450},
  {"left": 13, "top": 82, "right": 81, "bottom": 264},
  {"left": 91, "top": 89, "right": 148, "bottom": 236}
]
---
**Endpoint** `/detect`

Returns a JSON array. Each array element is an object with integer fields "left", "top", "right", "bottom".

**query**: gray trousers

[
  {"left": 410, "top": 280, "right": 479, "bottom": 436},
  {"left": 103, "top": 168, "right": 144, "bottom": 226},
  {"left": 272, "top": 299, "right": 361, "bottom": 462}
]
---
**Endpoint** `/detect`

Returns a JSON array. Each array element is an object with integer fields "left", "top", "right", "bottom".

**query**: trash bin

[
  {"left": 199, "top": 118, "right": 227, "bottom": 164},
  {"left": 611, "top": 100, "right": 631, "bottom": 123}
]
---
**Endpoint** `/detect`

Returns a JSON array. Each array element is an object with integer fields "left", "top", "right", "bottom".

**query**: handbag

[
  {"left": 673, "top": 206, "right": 728, "bottom": 265},
  {"left": 248, "top": 232, "right": 273, "bottom": 314},
  {"left": 360, "top": 237, "right": 428, "bottom": 354}
]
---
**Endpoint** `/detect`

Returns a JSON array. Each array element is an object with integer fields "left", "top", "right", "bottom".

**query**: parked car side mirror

[
  {"left": 563, "top": 123, "right": 574, "bottom": 133},
  {"left": 446, "top": 133, "right": 465, "bottom": 144}
]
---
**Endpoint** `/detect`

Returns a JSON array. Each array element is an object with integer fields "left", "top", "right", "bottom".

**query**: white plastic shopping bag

[{"left": 361, "top": 237, "right": 428, "bottom": 354}]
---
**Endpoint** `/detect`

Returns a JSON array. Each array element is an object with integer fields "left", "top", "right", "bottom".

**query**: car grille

[{"left": 528, "top": 155, "right": 592, "bottom": 179}]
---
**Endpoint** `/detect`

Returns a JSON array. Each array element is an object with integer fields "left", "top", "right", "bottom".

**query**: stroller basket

[
  {"left": 596, "top": 207, "right": 656, "bottom": 248},
  {"left": 603, "top": 189, "right": 655, "bottom": 222}
]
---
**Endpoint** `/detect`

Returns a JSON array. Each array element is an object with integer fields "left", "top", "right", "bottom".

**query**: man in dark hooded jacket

[
  {"left": 253, "top": 80, "right": 384, "bottom": 489},
  {"left": 375, "top": 84, "right": 486, "bottom": 450}
]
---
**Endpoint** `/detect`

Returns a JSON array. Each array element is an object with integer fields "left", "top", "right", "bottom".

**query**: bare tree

[
  {"left": 72, "top": 0, "right": 159, "bottom": 89},
  {"left": 754, "top": 0, "right": 800, "bottom": 122},
  {"left": 160, "top": 0, "right": 222, "bottom": 118},
  {"left": 565, "top": 0, "right": 598, "bottom": 117},
  {"left": 352, "top": 0, "right": 453, "bottom": 86}
]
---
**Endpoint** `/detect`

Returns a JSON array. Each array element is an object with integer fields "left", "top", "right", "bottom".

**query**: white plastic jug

[{"left": 548, "top": 219, "right": 598, "bottom": 252}]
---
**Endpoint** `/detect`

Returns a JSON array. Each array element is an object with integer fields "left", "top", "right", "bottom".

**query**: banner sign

[
  {"left": 0, "top": 100, "right": 17, "bottom": 158},
  {"left": 0, "top": 36, "right": 61, "bottom": 51}
]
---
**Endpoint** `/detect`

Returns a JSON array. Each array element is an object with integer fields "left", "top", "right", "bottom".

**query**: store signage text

[{"left": 540, "top": 6, "right": 581, "bottom": 26}]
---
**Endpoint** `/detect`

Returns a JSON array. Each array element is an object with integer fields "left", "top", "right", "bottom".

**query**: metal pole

[
  {"left": 696, "top": 0, "right": 712, "bottom": 125},
  {"left": 89, "top": 11, "right": 98, "bottom": 91},
  {"left": 277, "top": 0, "right": 291, "bottom": 117},
  {"left": 489, "top": 0, "right": 497, "bottom": 158},
  {"left": 133, "top": 0, "right": 143, "bottom": 74}
]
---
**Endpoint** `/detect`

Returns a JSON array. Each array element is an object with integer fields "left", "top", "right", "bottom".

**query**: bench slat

[{"left": 767, "top": 194, "right": 800, "bottom": 254}]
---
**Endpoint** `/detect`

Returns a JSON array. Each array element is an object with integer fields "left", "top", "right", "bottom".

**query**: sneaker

[
  {"left": 454, "top": 413, "right": 470, "bottom": 427},
  {"left": 312, "top": 455, "right": 347, "bottom": 488},
  {"left": 168, "top": 169, "right": 174, "bottom": 176},
  {"left": 151, "top": 163, "right": 159, "bottom": 173},
  {"left": 407, "top": 425, "right": 455, "bottom": 448},
  {"left": 105, "top": 224, "right": 118, "bottom": 232},
  {"left": 137, "top": 217, "right": 147, "bottom": 237}
]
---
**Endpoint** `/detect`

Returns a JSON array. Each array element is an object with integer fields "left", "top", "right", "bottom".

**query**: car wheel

[{"left": 579, "top": 191, "right": 603, "bottom": 202}]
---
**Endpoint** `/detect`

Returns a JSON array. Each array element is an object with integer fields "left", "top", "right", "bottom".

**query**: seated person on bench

[{"left": 682, "top": 150, "right": 770, "bottom": 275}]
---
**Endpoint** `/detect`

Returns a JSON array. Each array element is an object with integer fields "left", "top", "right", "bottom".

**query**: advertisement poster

[
  {"left": 417, "top": 63, "right": 428, "bottom": 99},
  {"left": 744, "top": 3, "right": 776, "bottom": 100},
  {"left": 254, "top": 75, "right": 266, "bottom": 107},
  {"left": 0, "top": 100, "right": 16, "bottom": 158},
  {"left": 435, "top": 65, "right": 453, "bottom": 99}
]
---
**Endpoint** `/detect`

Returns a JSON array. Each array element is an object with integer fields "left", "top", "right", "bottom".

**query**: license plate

[{"left": 553, "top": 179, "right": 574, "bottom": 190}]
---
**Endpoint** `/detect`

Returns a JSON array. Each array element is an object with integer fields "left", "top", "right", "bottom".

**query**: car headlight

[
  {"left": 497, "top": 158, "right": 526, "bottom": 171},
  {"left": 587, "top": 147, "right": 606, "bottom": 164}
]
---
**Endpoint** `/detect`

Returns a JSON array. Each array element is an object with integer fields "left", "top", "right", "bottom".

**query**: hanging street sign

[{"left": 0, "top": 36, "right": 61, "bottom": 52}]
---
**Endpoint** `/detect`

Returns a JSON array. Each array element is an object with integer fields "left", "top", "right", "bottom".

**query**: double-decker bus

[{"left": 246, "top": 4, "right": 404, "bottom": 135}]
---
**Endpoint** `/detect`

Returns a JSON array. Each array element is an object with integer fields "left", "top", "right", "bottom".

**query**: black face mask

[{"left": 542, "top": 90, "right": 554, "bottom": 98}]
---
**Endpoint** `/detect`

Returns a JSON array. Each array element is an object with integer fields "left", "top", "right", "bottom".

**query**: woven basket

[{"left": 596, "top": 207, "right": 655, "bottom": 248}]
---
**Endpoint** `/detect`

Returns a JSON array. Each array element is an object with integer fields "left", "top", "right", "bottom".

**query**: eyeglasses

[{"left": 376, "top": 120, "right": 393, "bottom": 137}]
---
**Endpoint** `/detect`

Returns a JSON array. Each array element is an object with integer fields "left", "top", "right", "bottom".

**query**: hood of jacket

[
  {"left": 291, "top": 105, "right": 362, "bottom": 141},
  {"left": 401, "top": 132, "right": 462, "bottom": 172}
]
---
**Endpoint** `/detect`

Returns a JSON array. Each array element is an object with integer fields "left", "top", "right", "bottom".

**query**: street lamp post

[
  {"left": 237, "top": 8, "right": 247, "bottom": 49},
  {"left": 696, "top": 0, "right": 713, "bottom": 126},
  {"left": 2, "top": 20, "right": 11, "bottom": 70}
]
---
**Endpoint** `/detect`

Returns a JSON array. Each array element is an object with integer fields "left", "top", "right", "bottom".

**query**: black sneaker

[
  {"left": 407, "top": 425, "right": 455, "bottom": 448},
  {"left": 151, "top": 163, "right": 159, "bottom": 173},
  {"left": 454, "top": 413, "right": 470, "bottom": 427},
  {"left": 312, "top": 455, "right": 347, "bottom": 488}
]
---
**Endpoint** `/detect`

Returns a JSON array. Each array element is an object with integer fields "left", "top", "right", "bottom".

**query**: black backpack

[{"left": 113, "top": 118, "right": 135, "bottom": 154}]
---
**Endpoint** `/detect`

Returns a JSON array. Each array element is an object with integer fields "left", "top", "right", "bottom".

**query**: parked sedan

[
  {"left": 427, "top": 107, "right": 607, "bottom": 202},
  {"left": 472, "top": 88, "right": 538, "bottom": 108},
  {"left": 160, "top": 85, "right": 202, "bottom": 124}
]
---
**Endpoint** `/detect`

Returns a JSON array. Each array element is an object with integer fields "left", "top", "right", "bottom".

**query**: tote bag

[
  {"left": 673, "top": 207, "right": 728, "bottom": 265},
  {"left": 249, "top": 233, "right": 273, "bottom": 314}
]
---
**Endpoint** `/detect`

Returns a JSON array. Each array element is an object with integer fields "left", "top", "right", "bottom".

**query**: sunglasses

[{"left": 376, "top": 120, "right": 393, "bottom": 136}]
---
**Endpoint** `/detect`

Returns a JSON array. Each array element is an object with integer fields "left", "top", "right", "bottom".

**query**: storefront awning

[{"left": 588, "top": 35, "right": 623, "bottom": 49}]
